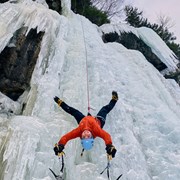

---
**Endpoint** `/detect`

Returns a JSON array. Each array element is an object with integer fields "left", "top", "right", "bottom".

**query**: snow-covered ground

[{"left": 0, "top": 1, "right": 180, "bottom": 180}]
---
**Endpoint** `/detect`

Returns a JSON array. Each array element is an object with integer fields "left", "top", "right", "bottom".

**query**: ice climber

[{"left": 53, "top": 91, "right": 118, "bottom": 159}]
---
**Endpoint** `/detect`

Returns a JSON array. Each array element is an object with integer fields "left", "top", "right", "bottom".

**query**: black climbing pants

[{"left": 60, "top": 99, "right": 116, "bottom": 128}]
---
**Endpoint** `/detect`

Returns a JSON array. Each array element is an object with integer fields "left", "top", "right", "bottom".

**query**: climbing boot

[
  {"left": 112, "top": 91, "right": 118, "bottom": 101},
  {"left": 54, "top": 96, "right": 63, "bottom": 106}
]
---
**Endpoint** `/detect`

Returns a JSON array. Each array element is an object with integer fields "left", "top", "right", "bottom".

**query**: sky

[
  {"left": 127, "top": 0, "right": 180, "bottom": 44},
  {"left": 0, "top": 1, "right": 180, "bottom": 180}
]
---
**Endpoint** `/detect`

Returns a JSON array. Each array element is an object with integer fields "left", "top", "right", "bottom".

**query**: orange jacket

[{"left": 58, "top": 116, "right": 112, "bottom": 146}]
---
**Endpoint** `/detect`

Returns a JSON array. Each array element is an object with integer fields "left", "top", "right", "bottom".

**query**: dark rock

[
  {"left": 0, "top": 27, "right": 44, "bottom": 101},
  {"left": 45, "top": 0, "right": 62, "bottom": 14},
  {"left": 164, "top": 66, "right": 180, "bottom": 85},
  {"left": 0, "top": 0, "right": 8, "bottom": 3}
]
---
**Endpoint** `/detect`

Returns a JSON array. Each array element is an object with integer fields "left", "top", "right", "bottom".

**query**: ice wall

[{"left": 0, "top": 1, "right": 180, "bottom": 180}]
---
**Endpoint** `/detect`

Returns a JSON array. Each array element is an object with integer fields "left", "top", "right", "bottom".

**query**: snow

[
  {"left": 0, "top": 1, "right": 180, "bottom": 180},
  {"left": 99, "top": 23, "right": 179, "bottom": 73},
  {"left": 137, "top": 27, "right": 179, "bottom": 73}
]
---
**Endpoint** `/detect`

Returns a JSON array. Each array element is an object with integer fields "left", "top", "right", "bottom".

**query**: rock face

[{"left": 0, "top": 27, "right": 44, "bottom": 101}]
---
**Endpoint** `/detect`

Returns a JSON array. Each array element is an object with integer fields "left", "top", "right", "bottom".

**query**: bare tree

[
  {"left": 91, "top": 0, "right": 125, "bottom": 19},
  {"left": 157, "top": 13, "right": 175, "bottom": 29}
]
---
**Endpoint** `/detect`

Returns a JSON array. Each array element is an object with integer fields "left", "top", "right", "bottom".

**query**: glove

[
  {"left": 54, "top": 96, "right": 63, "bottom": 106},
  {"left": 54, "top": 144, "right": 64, "bottom": 156},
  {"left": 106, "top": 144, "right": 117, "bottom": 158}
]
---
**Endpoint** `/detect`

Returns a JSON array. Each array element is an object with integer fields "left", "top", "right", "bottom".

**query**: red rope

[
  {"left": 86, "top": 58, "right": 90, "bottom": 113},
  {"left": 80, "top": 17, "right": 90, "bottom": 113}
]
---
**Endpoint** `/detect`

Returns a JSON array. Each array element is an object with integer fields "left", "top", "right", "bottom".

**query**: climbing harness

[
  {"left": 49, "top": 153, "right": 65, "bottom": 180},
  {"left": 100, "top": 155, "right": 123, "bottom": 180}
]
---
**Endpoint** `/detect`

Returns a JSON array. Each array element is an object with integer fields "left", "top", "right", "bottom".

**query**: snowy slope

[
  {"left": 100, "top": 23, "right": 179, "bottom": 73},
  {"left": 0, "top": 1, "right": 180, "bottom": 180}
]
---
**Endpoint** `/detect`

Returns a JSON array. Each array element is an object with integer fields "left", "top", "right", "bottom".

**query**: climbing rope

[{"left": 80, "top": 16, "right": 91, "bottom": 114}]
